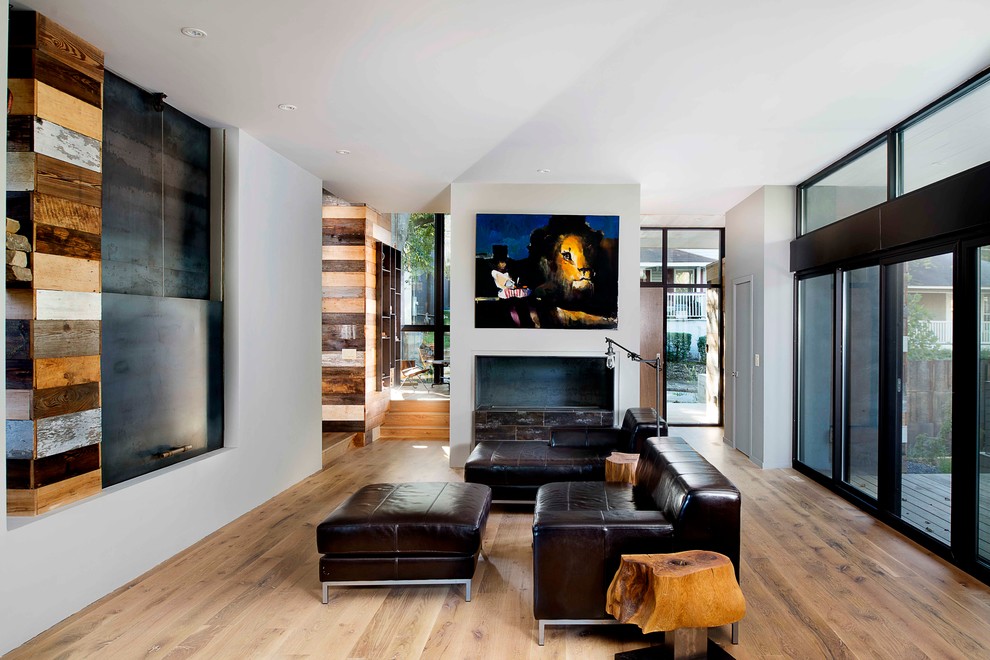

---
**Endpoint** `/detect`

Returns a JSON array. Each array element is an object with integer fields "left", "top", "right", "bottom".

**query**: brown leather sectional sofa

[
  {"left": 463, "top": 407, "right": 666, "bottom": 501},
  {"left": 532, "top": 435, "right": 741, "bottom": 644}
]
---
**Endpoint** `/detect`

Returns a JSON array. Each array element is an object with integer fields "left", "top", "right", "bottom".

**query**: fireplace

[{"left": 474, "top": 355, "right": 615, "bottom": 441}]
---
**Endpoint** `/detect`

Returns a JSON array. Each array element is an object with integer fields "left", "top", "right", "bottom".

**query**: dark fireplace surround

[{"left": 474, "top": 355, "right": 615, "bottom": 441}]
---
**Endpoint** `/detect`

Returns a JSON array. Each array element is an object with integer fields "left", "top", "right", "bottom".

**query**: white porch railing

[
  {"left": 923, "top": 320, "right": 990, "bottom": 346},
  {"left": 666, "top": 292, "right": 706, "bottom": 319},
  {"left": 927, "top": 320, "right": 951, "bottom": 345}
]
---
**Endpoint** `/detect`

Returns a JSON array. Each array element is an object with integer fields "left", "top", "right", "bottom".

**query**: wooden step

[
  {"left": 380, "top": 427, "right": 450, "bottom": 440},
  {"left": 383, "top": 411, "right": 450, "bottom": 427},
  {"left": 380, "top": 398, "right": 450, "bottom": 442},
  {"left": 388, "top": 398, "right": 449, "bottom": 413}
]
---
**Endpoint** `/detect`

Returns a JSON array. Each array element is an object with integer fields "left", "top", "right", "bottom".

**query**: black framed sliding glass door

[
  {"left": 977, "top": 246, "right": 990, "bottom": 563},
  {"left": 791, "top": 66, "right": 990, "bottom": 583},
  {"left": 842, "top": 266, "right": 880, "bottom": 499},
  {"left": 796, "top": 273, "right": 834, "bottom": 477},
  {"left": 888, "top": 252, "right": 954, "bottom": 544}
]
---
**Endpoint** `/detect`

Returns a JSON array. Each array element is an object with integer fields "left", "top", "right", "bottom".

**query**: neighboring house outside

[{"left": 907, "top": 259, "right": 990, "bottom": 348}]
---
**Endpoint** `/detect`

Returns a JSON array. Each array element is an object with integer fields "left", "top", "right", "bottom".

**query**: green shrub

[
  {"left": 697, "top": 336, "right": 708, "bottom": 364},
  {"left": 666, "top": 332, "right": 691, "bottom": 362},
  {"left": 907, "top": 433, "right": 948, "bottom": 467}
]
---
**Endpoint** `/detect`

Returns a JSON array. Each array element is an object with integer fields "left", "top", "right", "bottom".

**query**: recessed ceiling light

[
  {"left": 537, "top": 168, "right": 551, "bottom": 174},
  {"left": 277, "top": 104, "right": 298, "bottom": 111},
  {"left": 336, "top": 149, "right": 352, "bottom": 155},
  {"left": 180, "top": 27, "right": 208, "bottom": 39}
]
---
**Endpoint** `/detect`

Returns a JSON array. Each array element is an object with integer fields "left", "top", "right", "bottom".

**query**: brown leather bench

[{"left": 317, "top": 482, "right": 492, "bottom": 602}]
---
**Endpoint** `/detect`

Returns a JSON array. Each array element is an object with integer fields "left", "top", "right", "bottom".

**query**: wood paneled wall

[
  {"left": 5, "top": 12, "right": 104, "bottom": 515},
  {"left": 321, "top": 205, "right": 391, "bottom": 441}
]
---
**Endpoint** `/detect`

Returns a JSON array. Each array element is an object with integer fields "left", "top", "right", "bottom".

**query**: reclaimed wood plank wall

[
  {"left": 5, "top": 12, "right": 104, "bottom": 515},
  {"left": 321, "top": 204, "right": 392, "bottom": 440}
]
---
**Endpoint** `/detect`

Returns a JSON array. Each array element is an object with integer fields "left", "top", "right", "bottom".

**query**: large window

[
  {"left": 799, "top": 70, "right": 990, "bottom": 235},
  {"left": 394, "top": 213, "right": 449, "bottom": 385},
  {"left": 842, "top": 266, "right": 880, "bottom": 499},
  {"left": 796, "top": 274, "right": 834, "bottom": 476},
  {"left": 802, "top": 142, "right": 887, "bottom": 234},
  {"left": 979, "top": 246, "right": 990, "bottom": 563},
  {"left": 640, "top": 228, "right": 723, "bottom": 425},
  {"left": 894, "top": 253, "right": 954, "bottom": 544},
  {"left": 792, "top": 67, "right": 990, "bottom": 585},
  {"left": 901, "top": 78, "right": 990, "bottom": 195}
]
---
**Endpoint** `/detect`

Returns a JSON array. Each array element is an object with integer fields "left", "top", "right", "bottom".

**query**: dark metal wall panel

[
  {"left": 100, "top": 69, "right": 221, "bottom": 486},
  {"left": 880, "top": 162, "right": 990, "bottom": 248},
  {"left": 163, "top": 106, "right": 211, "bottom": 299},
  {"left": 101, "top": 294, "right": 222, "bottom": 487},
  {"left": 790, "top": 207, "right": 881, "bottom": 273},
  {"left": 102, "top": 70, "right": 163, "bottom": 296}
]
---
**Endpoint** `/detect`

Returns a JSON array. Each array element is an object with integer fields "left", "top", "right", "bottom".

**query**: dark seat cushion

[
  {"left": 464, "top": 441, "right": 607, "bottom": 486},
  {"left": 549, "top": 426, "right": 624, "bottom": 448},
  {"left": 316, "top": 482, "right": 492, "bottom": 557},
  {"left": 534, "top": 481, "right": 671, "bottom": 525}
]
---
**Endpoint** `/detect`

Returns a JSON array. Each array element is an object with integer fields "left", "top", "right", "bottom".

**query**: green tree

[
  {"left": 905, "top": 291, "right": 943, "bottom": 360},
  {"left": 400, "top": 213, "right": 436, "bottom": 275}
]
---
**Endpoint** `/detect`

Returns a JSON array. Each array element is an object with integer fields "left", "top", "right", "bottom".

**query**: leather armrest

[{"left": 532, "top": 510, "right": 674, "bottom": 620}]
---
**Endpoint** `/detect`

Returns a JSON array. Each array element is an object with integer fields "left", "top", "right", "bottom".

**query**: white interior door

[{"left": 732, "top": 277, "right": 754, "bottom": 457}]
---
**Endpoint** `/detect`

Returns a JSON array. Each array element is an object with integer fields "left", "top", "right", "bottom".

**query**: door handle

[{"left": 732, "top": 371, "right": 738, "bottom": 378}]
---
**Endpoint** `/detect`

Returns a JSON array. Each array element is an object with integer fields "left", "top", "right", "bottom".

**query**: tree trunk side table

[
  {"left": 606, "top": 550, "right": 745, "bottom": 659},
  {"left": 605, "top": 452, "right": 639, "bottom": 485}
]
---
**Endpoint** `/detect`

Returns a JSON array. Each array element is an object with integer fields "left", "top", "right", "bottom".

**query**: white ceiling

[{"left": 14, "top": 0, "right": 990, "bottom": 215}]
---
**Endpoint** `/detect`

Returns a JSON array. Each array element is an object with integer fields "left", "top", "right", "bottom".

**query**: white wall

[
  {"left": 762, "top": 186, "right": 796, "bottom": 469},
  {"left": 449, "top": 183, "right": 641, "bottom": 466},
  {"left": 723, "top": 186, "right": 794, "bottom": 469},
  {"left": 0, "top": 129, "right": 323, "bottom": 655}
]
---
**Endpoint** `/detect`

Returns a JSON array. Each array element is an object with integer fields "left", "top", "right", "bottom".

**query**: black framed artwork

[{"left": 474, "top": 213, "right": 619, "bottom": 329}]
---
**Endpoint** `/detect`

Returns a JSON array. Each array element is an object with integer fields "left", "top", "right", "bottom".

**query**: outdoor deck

[{"left": 854, "top": 472, "right": 990, "bottom": 558}]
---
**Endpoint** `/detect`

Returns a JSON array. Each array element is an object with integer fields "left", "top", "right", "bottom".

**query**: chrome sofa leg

[
  {"left": 732, "top": 621, "right": 739, "bottom": 644},
  {"left": 538, "top": 620, "right": 546, "bottom": 646},
  {"left": 465, "top": 579, "right": 472, "bottom": 602},
  {"left": 322, "top": 582, "right": 329, "bottom": 604}
]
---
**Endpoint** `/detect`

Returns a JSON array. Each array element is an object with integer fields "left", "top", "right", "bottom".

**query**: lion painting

[{"left": 475, "top": 214, "right": 619, "bottom": 329}]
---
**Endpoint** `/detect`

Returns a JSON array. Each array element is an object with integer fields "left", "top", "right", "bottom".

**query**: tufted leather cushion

[{"left": 316, "top": 482, "right": 491, "bottom": 557}]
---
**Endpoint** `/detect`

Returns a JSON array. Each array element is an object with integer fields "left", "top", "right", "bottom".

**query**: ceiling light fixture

[
  {"left": 336, "top": 149, "right": 352, "bottom": 155},
  {"left": 277, "top": 103, "right": 298, "bottom": 111},
  {"left": 180, "top": 27, "right": 208, "bottom": 39},
  {"left": 537, "top": 168, "right": 551, "bottom": 174}
]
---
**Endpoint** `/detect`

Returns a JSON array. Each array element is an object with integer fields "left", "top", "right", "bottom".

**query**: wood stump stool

[
  {"left": 606, "top": 550, "right": 745, "bottom": 659},
  {"left": 605, "top": 452, "right": 639, "bottom": 484}
]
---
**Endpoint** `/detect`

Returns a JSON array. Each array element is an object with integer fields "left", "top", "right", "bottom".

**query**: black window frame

[
  {"left": 399, "top": 213, "right": 449, "bottom": 385},
  {"left": 797, "top": 65, "right": 990, "bottom": 237},
  {"left": 640, "top": 227, "right": 725, "bottom": 427}
]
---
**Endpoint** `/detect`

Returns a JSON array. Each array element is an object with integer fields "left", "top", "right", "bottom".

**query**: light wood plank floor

[{"left": 8, "top": 428, "right": 990, "bottom": 659}]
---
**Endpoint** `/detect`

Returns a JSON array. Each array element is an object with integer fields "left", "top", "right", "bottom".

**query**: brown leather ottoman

[{"left": 317, "top": 482, "right": 492, "bottom": 603}]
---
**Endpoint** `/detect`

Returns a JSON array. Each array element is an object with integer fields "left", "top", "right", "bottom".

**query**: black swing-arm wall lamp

[{"left": 604, "top": 337, "right": 662, "bottom": 430}]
